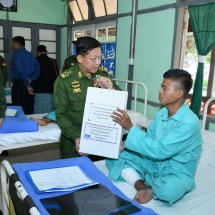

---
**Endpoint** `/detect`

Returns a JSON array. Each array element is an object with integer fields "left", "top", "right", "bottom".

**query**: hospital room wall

[
  {"left": 0, "top": 0, "right": 64, "bottom": 25},
  {"left": 116, "top": 1, "right": 175, "bottom": 119}
]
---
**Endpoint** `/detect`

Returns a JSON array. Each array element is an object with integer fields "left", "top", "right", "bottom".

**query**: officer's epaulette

[
  {"left": 98, "top": 66, "right": 108, "bottom": 72},
  {"left": 60, "top": 69, "right": 74, "bottom": 79}
]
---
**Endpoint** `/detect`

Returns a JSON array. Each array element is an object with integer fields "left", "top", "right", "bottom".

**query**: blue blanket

[
  {"left": 0, "top": 106, "right": 38, "bottom": 133},
  {"left": 13, "top": 157, "right": 157, "bottom": 215}
]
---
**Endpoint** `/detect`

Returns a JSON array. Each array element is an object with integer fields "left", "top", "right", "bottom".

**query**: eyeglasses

[{"left": 84, "top": 56, "right": 103, "bottom": 62}]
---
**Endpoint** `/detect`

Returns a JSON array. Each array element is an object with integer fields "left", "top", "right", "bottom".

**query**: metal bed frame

[{"left": 1, "top": 160, "right": 40, "bottom": 215}]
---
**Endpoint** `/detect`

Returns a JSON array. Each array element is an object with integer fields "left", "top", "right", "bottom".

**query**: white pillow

[{"left": 201, "top": 130, "right": 215, "bottom": 167}]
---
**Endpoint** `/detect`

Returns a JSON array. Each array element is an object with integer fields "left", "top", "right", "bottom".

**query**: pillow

[
  {"left": 0, "top": 106, "right": 38, "bottom": 133},
  {"left": 201, "top": 130, "right": 215, "bottom": 167}
]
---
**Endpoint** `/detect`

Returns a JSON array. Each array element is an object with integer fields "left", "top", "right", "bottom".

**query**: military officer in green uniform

[
  {"left": 54, "top": 36, "right": 120, "bottom": 160},
  {"left": 0, "top": 55, "right": 8, "bottom": 87},
  {"left": 0, "top": 56, "right": 7, "bottom": 128},
  {"left": 63, "top": 55, "right": 77, "bottom": 71}
]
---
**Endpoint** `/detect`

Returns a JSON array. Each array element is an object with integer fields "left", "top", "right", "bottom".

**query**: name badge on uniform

[
  {"left": 73, "top": 88, "right": 82, "bottom": 93},
  {"left": 71, "top": 80, "right": 81, "bottom": 93}
]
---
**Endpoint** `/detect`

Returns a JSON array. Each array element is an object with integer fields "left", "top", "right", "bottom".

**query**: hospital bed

[
  {"left": 1, "top": 98, "right": 215, "bottom": 214},
  {"left": 0, "top": 79, "right": 149, "bottom": 154},
  {"left": 0, "top": 113, "right": 61, "bottom": 154}
]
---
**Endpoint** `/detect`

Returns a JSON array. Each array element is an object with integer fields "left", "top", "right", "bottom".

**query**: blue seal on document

[{"left": 84, "top": 134, "right": 91, "bottom": 139}]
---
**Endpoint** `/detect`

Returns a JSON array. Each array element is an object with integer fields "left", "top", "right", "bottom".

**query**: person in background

[
  {"left": 29, "top": 54, "right": 76, "bottom": 125},
  {"left": 62, "top": 55, "right": 76, "bottom": 71},
  {"left": 0, "top": 57, "right": 6, "bottom": 128},
  {"left": 107, "top": 69, "right": 202, "bottom": 206},
  {"left": 34, "top": 45, "right": 59, "bottom": 113},
  {"left": 29, "top": 110, "right": 55, "bottom": 126},
  {"left": 54, "top": 36, "right": 121, "bottom": 161},
  {"left": 11, "top": 36, "right": 40, "bottom": 114},
  {"left": 0, "top": 55, "right": 8, "bottom": 87}
]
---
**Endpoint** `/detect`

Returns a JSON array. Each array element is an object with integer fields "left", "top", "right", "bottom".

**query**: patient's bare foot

[
  {"left": 29, "top": 117, "right": 47, "bottom": 126},
  {"left": 134, "top": 179, "right": 153, "bottom": 204},
  {"left": 133, "top": 188, "right": 153, "bottom": 204}
]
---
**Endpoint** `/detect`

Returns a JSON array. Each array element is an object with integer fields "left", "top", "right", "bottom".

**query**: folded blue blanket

[
  {"left": 13, "top": 157, "right": 157, "bottom": 215},
  {"left": 0, "top": 106, "right": 38, "bottom": 133}
]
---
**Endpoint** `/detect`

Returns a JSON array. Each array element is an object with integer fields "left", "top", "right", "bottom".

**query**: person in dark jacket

[{"left": 34, "top": 45, "right": 59, "bottom": 113}]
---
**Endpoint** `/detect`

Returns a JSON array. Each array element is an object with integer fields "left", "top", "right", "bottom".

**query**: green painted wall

[
  {"left": 115, "top": 16, "right": 132, "bottom": 80},
  {"left": 61, "top": 26, "right": 67, "bottom": 71},
  {"left": 118, "top": 0, "right": 133, "bottom": 14},
  {"left": 116, "top": 1, "right": 175, "bottom": 118},
  {"left": 0, "top": 0, "right": 62, "bottom": 25},
  {"left": 134, "top": 9, "right": 175, "bottom": 115},
  {"left": 138, "top": 0, "right": 176, "bottom": 10}
]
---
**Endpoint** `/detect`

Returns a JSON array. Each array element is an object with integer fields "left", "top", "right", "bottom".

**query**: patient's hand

[
  {"left": 120, "top": 141, "right": 125, "bottom": 152},
  {"left": 0, "top": 118, "right": 3, "bottom": 128},
  {"left": 112, "top": 108, "right": 133, "bottom": 131},
  {"left": 75, "top": 138, "right": 88, "bottom": 156}
]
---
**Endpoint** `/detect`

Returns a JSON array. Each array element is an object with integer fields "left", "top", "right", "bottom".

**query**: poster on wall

[
  {"left": 0, "top": 0, "right": 17, "bottom": 12},
  {"left": 79, "top": 87, "right": 128, "bottom": 159}
]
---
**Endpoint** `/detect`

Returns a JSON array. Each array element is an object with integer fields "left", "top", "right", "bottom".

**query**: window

[
  {"left": 12, "top": 27, "right": 32, "bottom": 52},
  {"left": 71, "top": 22, "right": 116, "bottom": 77},
  {"left": 39, "top": 29, "right": 57, "bottom": 59},
  {"left": 97, "top": 25, "right": 116, "bottom": 77},
  {"left": 0, "top": 26, "right": 4, "bottom": 57},
  {"left": 179, "top": 7, "right": 215, "bottom": 114},
  {"left": 182, "top": 18, "right": 212, "bottom": 97},
  {"left": 68, "top": 0, "right": 117, "bottom": 23},
  {"left": 73, "top": 28, "right": 92, "bottom": 55}
]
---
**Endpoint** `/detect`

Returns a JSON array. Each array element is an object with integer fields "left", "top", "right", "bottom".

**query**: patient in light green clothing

[
  {"left": 107, "top": 69, "right": 202, "bottom": 206},
  {"left": 30, "top": 111, "right": 56, "bottom": 126}
]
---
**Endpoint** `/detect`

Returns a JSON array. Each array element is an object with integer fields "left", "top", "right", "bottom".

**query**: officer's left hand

[
  {"left": 98, "top": 76, "right": 113, "bottom": 89},
  {"left": 0, "top": 118, "right": 4, "bottom": 128},
  {"left": 75, "top": 138, "right": 89, "bottom": 156}
]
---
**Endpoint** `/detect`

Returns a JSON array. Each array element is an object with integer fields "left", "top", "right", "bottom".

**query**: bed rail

[
  {"left": 202, "top": 97, "right": 215, "bottom": 130},
  {"left": 1, "top": 160, "right": 40, "bottom": 215},
  {"left": 113, "top": 79, "right": 147, "bottom": 116}
]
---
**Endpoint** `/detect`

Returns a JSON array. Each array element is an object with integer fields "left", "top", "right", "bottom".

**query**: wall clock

[{"left": 0, "top": 0, "right": 17, "bottom": 12}]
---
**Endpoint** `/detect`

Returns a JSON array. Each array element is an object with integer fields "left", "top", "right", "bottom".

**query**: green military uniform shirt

[
  {"left": 0, "top": 55, "right": 8, "bottom": 87},
  {"left": 54, "top": 62, "right": 120, "bottom": 158},
  {"left": 62, "top": 55, "right": 77, "bottom": 71}
]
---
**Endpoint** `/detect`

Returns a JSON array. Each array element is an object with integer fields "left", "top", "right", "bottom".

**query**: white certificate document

[
  {"left": 28, "top": 166, "right": 98, "bottom": 192},
  {"left": 80, "top": 87, "right": 128, "bottom": 159}
]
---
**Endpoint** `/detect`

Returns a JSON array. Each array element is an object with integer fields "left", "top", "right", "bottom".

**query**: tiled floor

[{"left": 0, "top": 142, "right": 61, "bottom": 213}]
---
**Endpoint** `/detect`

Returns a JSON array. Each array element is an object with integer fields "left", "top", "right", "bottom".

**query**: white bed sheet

[
  {"left": 94, "top": 159, "right": 215, "bottom": 215},
  {"left": 94, "top": 129, "right": 215, "bottom": 215},
  {"left": 0, "top": 114, "right": 61, "bottom": 152}
]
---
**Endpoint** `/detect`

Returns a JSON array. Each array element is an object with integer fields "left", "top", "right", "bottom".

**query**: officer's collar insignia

[
  {"left": 99, "top": 66, "right": 107, "bottom": 72},
  {"left": 78, "top": 71, "right": 82, "bottom": 78}
]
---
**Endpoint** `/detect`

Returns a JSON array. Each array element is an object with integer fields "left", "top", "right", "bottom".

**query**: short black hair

[
  {"left": 163, "top": 69, "right": 193, "bottom": 95},
  {"left": 13, "top": 36, "right": 25, "bottom": 47},
  {"left": 37, "top": 45, "right": 47, "bottom": 52},
  {"left": 75, "top": 36, "right": 101, "bottom": 56}
]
